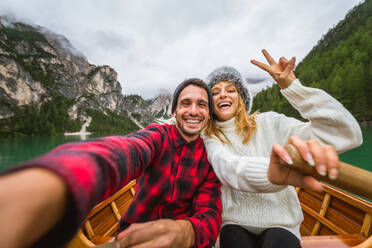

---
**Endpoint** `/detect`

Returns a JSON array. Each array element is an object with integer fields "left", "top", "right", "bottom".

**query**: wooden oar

[{"left": 284, "top": 144, "right": 372, "bottom": 201}]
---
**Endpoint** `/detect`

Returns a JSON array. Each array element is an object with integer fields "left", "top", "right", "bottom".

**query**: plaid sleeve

[
  {"left": 8, "top": 126, "right": 164, "bottom": 246},
  {"left": 185, "top": 166, "right": 222, "bottom": 248}
]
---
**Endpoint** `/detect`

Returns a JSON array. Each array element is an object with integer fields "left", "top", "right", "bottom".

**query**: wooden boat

[{"left": 66, "top": 180, "right": 372, "bottom": 248}]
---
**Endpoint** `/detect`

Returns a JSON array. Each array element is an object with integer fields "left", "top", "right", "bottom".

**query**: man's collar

[{"left": 171, "top": 125, "right": 200, "bottom": 148}]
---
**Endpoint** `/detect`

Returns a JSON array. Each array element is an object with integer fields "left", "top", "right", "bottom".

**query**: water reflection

[{"left": 0, "top": 134, "right": 97, "bottom": 171}]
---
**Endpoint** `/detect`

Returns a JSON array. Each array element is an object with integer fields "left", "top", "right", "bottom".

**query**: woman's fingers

[
  {"left": 262, "top": 49, "right": 276, "bottom": 65},
  {"left": 306, "top": 140, "right": 327, "bottom": 177},
  {"left": 279, "top": 57, "right": 295, "bottom": 80},
  {"left": 306, "top": 141, "right": 339, "bottom": 180},
  {"left": 250, "top": 59, "right": 271, "bottom": 72},
  {"left": 278, "top": 56, "right": 288, "bottom": 70},
  {"left": 324, "top": 145, "right": 339, "bottom": 180},
  {"left": 286, "top": 137, "right": 340, "bottom": 180},
  {"left": 268, "top": 144, "right": 291, "bottom": 185},
  {"left": 270, "top": 144, "right": 323, "bottom": 191},
  {"left": 286, "top": 136, "right": 315, "bottom": 166},
  {"left": 272, "top": 144, "right": 293, "bottom": 165},
  {"left": 272, "top": 137, "right": 339, "bottom": 192}
]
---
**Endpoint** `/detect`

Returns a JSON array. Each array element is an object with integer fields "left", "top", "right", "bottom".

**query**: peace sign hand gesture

[{"left": 251, "top": 49, "right": 297, "bottom": 89}]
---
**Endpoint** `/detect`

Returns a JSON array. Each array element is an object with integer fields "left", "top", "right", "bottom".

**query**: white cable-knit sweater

[{"left": 202, "top": 79, "right": 362, "bottom": 240}]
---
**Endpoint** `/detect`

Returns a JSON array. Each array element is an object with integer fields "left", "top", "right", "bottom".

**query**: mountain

[
  {"left": 0, "top": 17, "right": 172, "bottom": 136},
  {"left": 149, "top": 90, "right": 172, "bottom": 119},
  {"left": 251, "top": 0, "right": 372, "bottom": 126}
]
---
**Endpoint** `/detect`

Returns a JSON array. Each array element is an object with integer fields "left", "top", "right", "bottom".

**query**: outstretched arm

[
  {"left": 251, "top": 49, "right": 362, "bottom": 152},
  {"left": 0, "top": 126, "right": 164, "bottom": 247},
  {"left": 0, "top": 168, "right": 68, "bottom": 248}
]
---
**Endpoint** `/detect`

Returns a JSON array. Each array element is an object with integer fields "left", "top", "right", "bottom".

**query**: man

[{"left": 0, "top": 78, "right": 339, "bottom": 248}]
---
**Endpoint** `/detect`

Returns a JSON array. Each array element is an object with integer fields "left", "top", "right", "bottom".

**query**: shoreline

[
  {"left": 360, "top": 120, "right": 372, "bottom": 127},
  {"left": 64, "top": 116, "right": 92, "bottom": 136}
]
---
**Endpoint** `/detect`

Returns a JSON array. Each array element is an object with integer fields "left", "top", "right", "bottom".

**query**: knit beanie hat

[
  {"left": 206, "top": 66, "right": 252, "bottom": 113},
  {"left": 171, "top": 78, "right": 214, "bottom": 118}
]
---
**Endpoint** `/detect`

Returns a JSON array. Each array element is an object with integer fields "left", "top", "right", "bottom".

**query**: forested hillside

[{"left": 252, "top": 0, "right": 372, "bottom": 124}]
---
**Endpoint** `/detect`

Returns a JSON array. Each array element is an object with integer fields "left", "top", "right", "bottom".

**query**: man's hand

[
  {"left": 251, "top": 49, "right": 297, "bottom": 89},
  {"left": 268, "top": 136, "right": 339, "bottom": 192},
  {"left": 116, "top": 219, "right": 195, "bottom": 248},
  {"left": 0, "top": 168, "right": 68, "bottom": 248}
]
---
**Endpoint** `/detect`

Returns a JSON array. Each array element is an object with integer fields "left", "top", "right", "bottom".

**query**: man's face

[{"left": 173, "top": 85, "right": 210, "bottom": 142}]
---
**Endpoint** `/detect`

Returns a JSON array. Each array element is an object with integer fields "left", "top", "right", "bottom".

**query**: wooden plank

[
  {"left": 303, "top": 187, "right": 325, "bottom": 202},
  {"left": 89, "top": 205, "right": 117, "bottom": 236},
  {"left": 299, "top": 190, "right": 323, "bottom": 213},
  {"left": 361, "top": 213, "right": 372, "bottom": 238},
  {"left": 103, "top": 222, "right": 119, "bottom": 237},
  {"left": 322, "top": 184, "right": 372, "bottom": 214},
  {"left": 301, "top": 211, "right": 318, "bottom": 236},
  {"left": 91, "top": 236, "right": 115, "bottom": 245},
  {"left": 329, "top": 197, "right": 365, "bottom": 225},
  {"left": 301, "top": 234, "right": 366, "bottom": 248},
  {"left": 311, "top": 193, "right": 331, "bottom": 236},
  {"left": 66, "top": 230, "right": 95, "bottom": 248},
  {"left": 318, "top": 225, "right": 336, "bottom": 235},
  {"left": 86, "top": 180, "right": 136, "bottom": 219},
  {"left": 67, "top": 181, "right": 136, "bottom": 248},
  {"left": 84, "top": 221, "right": 95, "bottom": 240},
  {"left": 115, "top": 191, "right": 134, "bottom": 214},
  {"left": 301, "top": 203, "right": 348, "bottom": 235},
  {"left": 110, "top": 201, "right": 122, "bottom": 221},
  {"left": 325, "top": 207, "right": 363, "bottom": 234}
]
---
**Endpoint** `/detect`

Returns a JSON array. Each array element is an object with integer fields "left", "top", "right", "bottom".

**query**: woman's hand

[
  {"left": 267, "top": 136, "right": 339, "bottom": 192},
  {"left": 251, "top": 49, "right": 297, "bottom": 89}
]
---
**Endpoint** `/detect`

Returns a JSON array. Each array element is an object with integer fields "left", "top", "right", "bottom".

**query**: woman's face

[{"left": 211, "top": 81, "right": 240, "bottom": 121}]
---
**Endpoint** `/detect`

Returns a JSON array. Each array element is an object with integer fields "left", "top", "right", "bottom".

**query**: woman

[{"left": 203, "top": 49, "right": 362, "bottom": 248}]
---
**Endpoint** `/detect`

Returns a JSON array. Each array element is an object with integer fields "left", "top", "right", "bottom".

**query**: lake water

[{"left": 0, "top": 127, "right": 371, "bottom": 172}]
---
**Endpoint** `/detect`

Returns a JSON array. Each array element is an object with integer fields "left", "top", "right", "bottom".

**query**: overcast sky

[{"left": 0, "top": 0, "right": 362, "bottom": 99}]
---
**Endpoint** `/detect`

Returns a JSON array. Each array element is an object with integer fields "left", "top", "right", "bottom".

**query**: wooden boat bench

[
  {"left": 301, "top": 234, "right": 369, "bottom": 247},
  {"left": 67, "top": 180, "right": 137, "bottom": 248},
  {"left": 67, "top": 182, "right": 372, "bottom": 248},
  {"left": 297, "top": 185, "right": 372, "bottom": 248}
]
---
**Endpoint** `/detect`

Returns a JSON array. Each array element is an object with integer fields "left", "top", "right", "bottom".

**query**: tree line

[{"left": 252, "top": 0, "right": 372, "bottom": 123}]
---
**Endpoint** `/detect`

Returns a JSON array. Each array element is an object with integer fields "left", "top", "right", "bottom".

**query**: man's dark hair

[{"left": 171, "top": 78, "right": 213, "bottom": 118}]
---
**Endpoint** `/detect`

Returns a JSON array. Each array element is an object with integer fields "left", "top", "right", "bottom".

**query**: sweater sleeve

[
  {"left": 203, "top": 135, "right": 285, "bottom": 192},
  {"left": 279, "top": 79, "right": 362, "bottom": 153}
]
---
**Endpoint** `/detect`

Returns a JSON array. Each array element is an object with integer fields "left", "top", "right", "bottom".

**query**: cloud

[{"left": 0, "top": 0, "right": 362, "bottom": 98}]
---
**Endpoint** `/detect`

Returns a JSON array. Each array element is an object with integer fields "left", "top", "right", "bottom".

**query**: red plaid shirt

[{"left": 16, "top": 123, "right": 222, "bottom": 248}]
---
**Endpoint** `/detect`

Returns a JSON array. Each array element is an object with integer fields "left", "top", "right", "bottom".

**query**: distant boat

[{"left": 66, "top": 180, "right": 372, "bottom": 248}]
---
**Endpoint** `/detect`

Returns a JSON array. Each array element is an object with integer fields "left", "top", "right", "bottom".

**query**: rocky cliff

[{"left": 0, "top": 17, "right": 172, "bottom": 135}]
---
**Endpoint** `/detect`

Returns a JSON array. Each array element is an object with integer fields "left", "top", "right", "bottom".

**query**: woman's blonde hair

[{"left": 204, "top": 92, "right": 258, "bottom": 145}]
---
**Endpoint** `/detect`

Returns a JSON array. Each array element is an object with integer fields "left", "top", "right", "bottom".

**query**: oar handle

[{"left": 284, "top": 144, "right": 372, "bottom": 200}]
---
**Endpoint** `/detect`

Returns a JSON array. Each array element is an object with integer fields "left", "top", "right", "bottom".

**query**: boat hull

[{"left": 67, "top": 182, "right": 372, "bottom": 248}]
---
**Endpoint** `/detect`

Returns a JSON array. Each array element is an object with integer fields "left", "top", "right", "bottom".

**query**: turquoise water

[
  {"left": 0, "top": 127, "right": 371, "bottom": 172},
  {"left": 0, "top": 133, "right": 105, "bottom": 171},
  {"left": 339, "top": 126, "right": 372, "bottom": 172}
]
